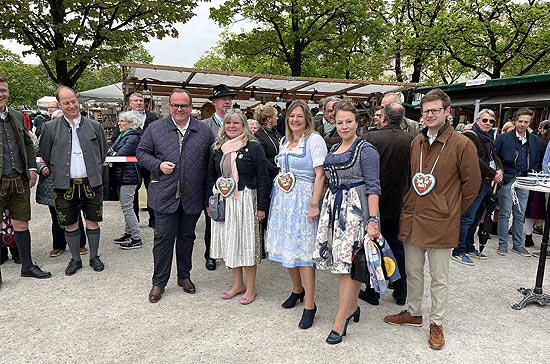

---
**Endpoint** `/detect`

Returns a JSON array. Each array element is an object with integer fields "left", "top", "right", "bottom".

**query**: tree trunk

[
  {"left": 411, "top": 57, "right": 422, "bottom": 83},
  {"left": 395, "top": 51, "right": 403, "bottom": 82}
]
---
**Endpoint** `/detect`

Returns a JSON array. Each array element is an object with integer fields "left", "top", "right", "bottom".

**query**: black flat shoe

[
  {"left": 21, "top": 265, "right": 52, "bottom": 279},
  {"left": 13, "top": 255, "right": 21, "bottom": 264},
  {"left": 205, "top": 258, "right": 216, "bottom": 271},
  {"left": 89, "top": 257, "right": 104, "bottom": 272},
  {"left": 281, "top": 289, "right": 305, "bottom": 309},
  {"left": 358, "top": 289, "right": 379, "bottom": 305},
  {"left": 298, "top": 304, "right": 317, "bottom": 329},
  {"left": 65, "top": 259, "right": 83, "bottom": 276}
]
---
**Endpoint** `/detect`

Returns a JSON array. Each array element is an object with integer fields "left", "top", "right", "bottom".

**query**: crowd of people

[{"left": 1, "top": 74, "right": 549, "bottom": 350}]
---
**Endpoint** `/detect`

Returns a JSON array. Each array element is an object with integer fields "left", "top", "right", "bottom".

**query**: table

[{"left": 510, "top": 182, "right": 550, "bottom": 310}]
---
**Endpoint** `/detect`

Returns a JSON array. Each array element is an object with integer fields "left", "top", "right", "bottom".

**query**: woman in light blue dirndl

[{"left": 266, "top": 100, "right": 327, "bottom": 330}]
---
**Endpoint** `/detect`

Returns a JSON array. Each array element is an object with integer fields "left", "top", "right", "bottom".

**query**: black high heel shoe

[
  {"left": 298, "top": 304, "right": 317, "bottom": 329},
  {"left": 281, "top": 289, "right": 305, "bottom": 309},
  {"left": 326, "top": 307, "right": 361, "bottom": 345},
  {"left": 347, "top": 306, "right": 361, "bottom": 323}
]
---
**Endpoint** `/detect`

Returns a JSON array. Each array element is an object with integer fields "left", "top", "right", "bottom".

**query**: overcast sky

[{"left": 0, "top": 0, "right": 243, "bottom": 67}]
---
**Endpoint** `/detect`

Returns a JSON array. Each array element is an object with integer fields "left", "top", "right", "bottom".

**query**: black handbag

[
  {"left": 209, "top": 193, "right": 225, "bottom": 222},
  {"left": 351, "top": 240, "right": 369, "bottom": 284}
]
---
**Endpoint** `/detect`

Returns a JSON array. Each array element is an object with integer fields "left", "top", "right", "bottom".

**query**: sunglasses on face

[{"left": 480, "top": 118, "right": 495, "bottom": 125}]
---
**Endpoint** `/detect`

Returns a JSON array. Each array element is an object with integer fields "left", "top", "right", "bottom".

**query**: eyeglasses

[
  {"left": 0, "top": 89, "right": 9, "bottom": 94},
  {"left": 421, "top": 108, "right": 444, "bottom": 116},
  {"left": 226, "top": 108, "right": 242, "bottom": 114},
  {"left": 170, "top": 103, "right": 190, "bottom": 109},
  {"left": 480, "top": 118, "right": 495, "bottom": 125}
]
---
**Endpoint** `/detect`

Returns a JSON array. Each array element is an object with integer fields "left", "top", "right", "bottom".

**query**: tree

[
  {"left": 0, "top": 45, "right": 56, "bottom": 106},
  {"left": 76, "top": 46, "right": 154, "bottom": 91},
  {"left": 1, "top": 0, "right": 197, "bottom": 88},
  {"left": 439, "top": 0, "right": 550, "bottom": 79},
  {"left": 207, "top": 0, "right": 384, "bottom": 78}
]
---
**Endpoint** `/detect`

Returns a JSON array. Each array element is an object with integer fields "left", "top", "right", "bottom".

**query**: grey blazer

[
  {"left": 202, "top": 116, "right": 221, "bottom": 137},
  {"left": 39, "top": 116, "right": 107, "bottom": 189}
]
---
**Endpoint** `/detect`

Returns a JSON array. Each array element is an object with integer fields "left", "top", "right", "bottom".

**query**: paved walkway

[{"left": 1, "top": 199, "right": 548, "bottom": 364}]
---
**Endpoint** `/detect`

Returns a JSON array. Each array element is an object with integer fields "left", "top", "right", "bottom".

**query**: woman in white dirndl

[{"left": 206, "top": 110, "right": 271, "bottom": 305}]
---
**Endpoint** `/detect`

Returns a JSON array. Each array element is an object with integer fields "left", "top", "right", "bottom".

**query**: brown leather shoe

[
  {"left": 149, "top": 285, "right": 165, "bottom": 303},
  {"left": 177, "top": 278, "right": 196, "bottom": 294},
  {"left": 429, "top": 323, "right": 445, "bottom": 350},
  {"left": 384, "top": 310, "right": 423, "bottom": 327}
]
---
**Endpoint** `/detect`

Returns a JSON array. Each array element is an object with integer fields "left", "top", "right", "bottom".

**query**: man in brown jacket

[{"left": 383, "top": 89, "right": 481, "bottom": 350}]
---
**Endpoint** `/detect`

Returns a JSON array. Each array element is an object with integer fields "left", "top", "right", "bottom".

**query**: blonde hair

[
  {"left": 501, "top": 121, "right": 515, "bottom": 133},
  {"left": 253, "top": 104, "right": 277, "bottom": 126},
  {"left": 284, "top": 100, "right": 315, "bottom": 143},
  {"left": 212, "top": 109, "right": 257, "bottom": 150}
]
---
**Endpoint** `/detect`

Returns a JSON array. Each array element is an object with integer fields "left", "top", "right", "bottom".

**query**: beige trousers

[{"left": 404, "top": 235, "right": 452, "bottom": 326}]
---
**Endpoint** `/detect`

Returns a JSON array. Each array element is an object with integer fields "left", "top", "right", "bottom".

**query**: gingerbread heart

[
  {"left": 412, "top": 172, "right": 436, "bottom": 196},
  {"left": 216, "top": 177, "right": 236, "bottom": 198},
  {"left": 277, "top": 172, "right": 296, "bottom": 192}
]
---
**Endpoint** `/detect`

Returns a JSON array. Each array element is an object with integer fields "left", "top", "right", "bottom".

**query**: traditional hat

[{"left": 209, "top": 84, "right": 237, "bottom": 100}]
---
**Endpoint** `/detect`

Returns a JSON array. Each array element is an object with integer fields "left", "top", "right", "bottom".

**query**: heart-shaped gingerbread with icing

[
  {"left": 412, "top": 172, "right": 436, "bottom": 196},
  {"left": 216, "top": 177, "right": 236, "bottom": 198},
  {"left": 277, "top": 172, "right": 296, "bottom": 192}
]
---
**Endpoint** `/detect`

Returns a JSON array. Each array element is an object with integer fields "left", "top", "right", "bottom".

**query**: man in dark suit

[
  {"left": 137, "top": 89, "right": 215, "bottom": 302},
  {"left": 0, "top": 73, "right": 52, "bottom": 286},
  {"left": 111, "top": 93, "right": 158, "bottom": 232}
]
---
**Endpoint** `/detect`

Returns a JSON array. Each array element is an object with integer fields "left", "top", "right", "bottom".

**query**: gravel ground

[{"left": 0, "top": 197, "right": 549, "bottom": 364}]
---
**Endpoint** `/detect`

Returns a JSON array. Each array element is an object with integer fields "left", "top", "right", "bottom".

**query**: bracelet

[
  {"left": 367, "top": 217, "right": 379, "bottom": 223},
  {"left": 310, "top": 202, "right": 321, "bottom": 209}
]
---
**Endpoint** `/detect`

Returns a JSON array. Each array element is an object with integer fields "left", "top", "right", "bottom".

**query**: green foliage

[
  {"left": 0, "top": 45, "right": 56, "bottom": 106},
  {"left": 200, "top": 0, "right": 550, "bottom": 84},
  {"left": 204, "top": 0, "right": 386, "bottom": 78},
  {"left": 1, "top": 0, "right": 195, "bottom": 87},
  {"left": 438, "top": 0, "right": 550, "bottom": 79}
]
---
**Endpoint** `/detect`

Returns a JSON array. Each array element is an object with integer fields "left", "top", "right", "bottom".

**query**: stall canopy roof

[
  {"left": 77, "top": 82, "right": 124, "bottom": 103},
  {"left": 121, "top": 62, "right": 419, "bottom": 106}
]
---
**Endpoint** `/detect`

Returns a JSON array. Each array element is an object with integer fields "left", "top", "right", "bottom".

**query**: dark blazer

[
  {"left": 108, "top": 128, "right": 143, "bottom": 185},
  {"left": 111, "top": 110, "right": 158, "bottom": 144},
  {"left": 462, "top": 129, "right": 503, "bottom": 182},
  {"left": 205, "top": 141, "right": 271, "bottom": 212},
  {"left": 254, "top": 127, "right": 281, "bottom": 180},
  {"left": 137, "top": 116, "right": 215, "bottom": 214},
  {"left": 315, "top": 123, "right": 341, "bottom": 150},
  {"left": 365, "top": 124, "right": 413, "bottom": 221},
  {"left": 495, "top": 130, "right": 540, "bottom": 184}
]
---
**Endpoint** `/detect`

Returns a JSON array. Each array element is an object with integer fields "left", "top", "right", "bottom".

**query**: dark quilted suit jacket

[{"left": 136, "top": 116, "right": 215, "bottom": 214}]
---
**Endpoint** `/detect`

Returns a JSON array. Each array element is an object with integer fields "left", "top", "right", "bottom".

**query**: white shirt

[
  {"left": 133, "top": 110, "right": 146, "bottom": 129},
  {"left": 516, "top": 131, "right": 527, "bottom": 145},
  {"left": 172, "top": 117, "right": 190, "bottom": 137},
  {"left": 66, "top": 117, "right": 88, "bottom": 178}
]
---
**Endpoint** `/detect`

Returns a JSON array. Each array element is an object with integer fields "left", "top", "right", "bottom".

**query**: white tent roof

[
  {"left": 77, "top": 82, "right": 124, "bottom": 103},
  {"left": 120, "top": 62, "right": 418, "bottom": 106},
  {"left": 36, "top": 96, "right": 57, "bottom": 109}
]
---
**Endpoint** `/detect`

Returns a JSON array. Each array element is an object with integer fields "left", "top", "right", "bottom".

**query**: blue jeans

[
  {"left": 453, "top": 182, "right": 492, "bottom": 255},
  {"left": 497, "top": 179, "right": 529, "bottom": 249}
]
